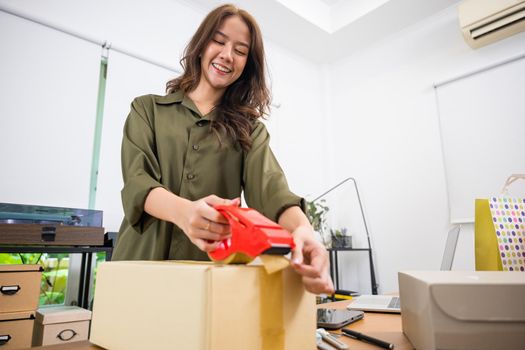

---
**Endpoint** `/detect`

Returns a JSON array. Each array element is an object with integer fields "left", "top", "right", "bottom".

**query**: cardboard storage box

[
  {"left": 90, "top": 261, "right": 316, "bottom": 350},
  {"left": 0, "top": 264, "right": 42, "bottom": 313},
  {"left": 399, "top": 271, "right": 525, "bottom": 350},
  {"left": 0, "top": 310, "right": 35, "bottom": 349},
  {"left": 33, "top": 306, "right": 92, "bottom": 346}
]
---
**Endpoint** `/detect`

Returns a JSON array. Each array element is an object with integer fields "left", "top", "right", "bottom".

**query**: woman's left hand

[{"left": 290, "top": 226, "right": 334, "bottom": 295}]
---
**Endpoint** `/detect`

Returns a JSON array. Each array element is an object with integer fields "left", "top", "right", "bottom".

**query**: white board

[
  {"left": 0, "top": 11, "right": 100, "bottom": 208},
  {"left": 435, "top": 55, "right": 525, "bottom": 223}
]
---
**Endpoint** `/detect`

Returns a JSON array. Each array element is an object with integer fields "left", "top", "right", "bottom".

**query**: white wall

[
  {"left": 264, "top": 41, "right": 329, "bottom": 201},
  {"left": 0, "top": 0, "right": 327, "bottom": 231},
  {"left": 3, "top": 0, "right": 524, "bottom": 294},
  {"left": 327, "top": 4, "right": 525, "bottom": 293}
]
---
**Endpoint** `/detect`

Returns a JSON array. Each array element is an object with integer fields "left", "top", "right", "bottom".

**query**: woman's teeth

[{"left": 212, "top": 63, "right": 231, "bottom": 73}]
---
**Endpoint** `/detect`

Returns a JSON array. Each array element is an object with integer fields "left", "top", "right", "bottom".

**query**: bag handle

[{"left": 501, "top": 174, "right": 525, "bottom": 195}]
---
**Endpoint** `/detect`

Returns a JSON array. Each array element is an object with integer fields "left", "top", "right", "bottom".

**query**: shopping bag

[{"left": 475, "top": 174, "right": 525, "bottom": 272}]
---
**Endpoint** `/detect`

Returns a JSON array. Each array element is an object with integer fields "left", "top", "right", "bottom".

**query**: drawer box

[
  {"left": 33, "top": 306, "right": 91, "bottom": 346},
  {"left": 0, "top": 310, "right": 35, "bottom": 349},
  {"left": 0, "top": 264, "right": 42, "bottom": 313}
]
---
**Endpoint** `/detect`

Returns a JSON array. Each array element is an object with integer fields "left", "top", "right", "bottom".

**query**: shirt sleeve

[
  {"left": 120, "top": 96, "right": 167, "bottom": 233},
  {"left": 243, "top": 122, "right": 306, "bottom": 222}
]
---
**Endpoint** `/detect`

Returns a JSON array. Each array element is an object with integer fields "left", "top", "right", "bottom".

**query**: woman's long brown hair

[{"left": 166, "top": 4, "right": 270, "bottom": 152}]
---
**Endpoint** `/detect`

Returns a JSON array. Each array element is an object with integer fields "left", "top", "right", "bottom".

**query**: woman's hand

[
  {"left": 144, "top": 188, "right": 240, "bottom": 253},
  {"left": 277, "top": 206, "right": 334, "bottom": 295},
  {"left": 290, "top": 226, "right": 335, "bottom": 295},
  {"left": 179, "top": 195, "right": 240, "bottom": 252}
]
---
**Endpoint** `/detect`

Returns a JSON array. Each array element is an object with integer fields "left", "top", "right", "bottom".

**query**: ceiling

[{"left": 184, "top": 0, "right": 460, "bottom": 63}]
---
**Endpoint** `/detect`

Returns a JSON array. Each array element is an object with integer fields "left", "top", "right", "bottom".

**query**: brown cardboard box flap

[
  {"left": 0, "top": 310, "right": 35, "bottom": 321},
  {"left": 36, "top": 306, "right": 92, "bottom": 325}
]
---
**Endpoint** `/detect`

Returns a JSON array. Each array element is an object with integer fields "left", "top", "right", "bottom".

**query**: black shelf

[
  {"left": 328, "top": 248, "right": 370, "bottom": 251},
  {"left": 328, "top": 247, "right": 377, "bottom": 295}
]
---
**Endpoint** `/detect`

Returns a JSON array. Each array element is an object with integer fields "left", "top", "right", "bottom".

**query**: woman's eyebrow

[{"left": 215, "top": 30, "right": 250, "bottom": 48}]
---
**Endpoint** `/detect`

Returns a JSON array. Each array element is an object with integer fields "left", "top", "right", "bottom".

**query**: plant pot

[{"left": 331, "top": 235, "right": 352, "bottom": 248}]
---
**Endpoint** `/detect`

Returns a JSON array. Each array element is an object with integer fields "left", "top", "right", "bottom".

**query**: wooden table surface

[
  {"left": 317, "top": 300, "right": 413, "bottom": 350},
  {"left": 31, "top": 341, "right": 102, "bottom": 350}
]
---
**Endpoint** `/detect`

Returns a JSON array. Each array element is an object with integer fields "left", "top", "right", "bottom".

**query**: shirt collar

[
  {"left": 154, "top": 90, "right": 184, "bottom": 105},
  {"left": 154, "top": 90, "right": 216, "bottom": 120}
]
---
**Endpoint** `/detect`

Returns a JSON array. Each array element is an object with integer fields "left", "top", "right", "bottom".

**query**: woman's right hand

[{"left": 179, "top": 195, "right": 240, "bottom": 252}]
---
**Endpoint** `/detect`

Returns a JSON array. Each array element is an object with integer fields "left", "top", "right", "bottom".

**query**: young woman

[{"left": 112, "top": 4, "right": 333, "bottom": 295}]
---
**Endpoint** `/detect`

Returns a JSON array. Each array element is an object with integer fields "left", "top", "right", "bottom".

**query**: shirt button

[
  {"left": 197, "top": 120, "right": 206, "bottom": 127},
  {"left": 192, "top": 144, "right": 199, "bottom": 151},
  {"left": 186, "top": 174, "right": 195, "bottom": 180}
]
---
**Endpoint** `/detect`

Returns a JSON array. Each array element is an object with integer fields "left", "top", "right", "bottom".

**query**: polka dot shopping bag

[{"left": 475, "top": 174, "right": 525, "bottom": 271}]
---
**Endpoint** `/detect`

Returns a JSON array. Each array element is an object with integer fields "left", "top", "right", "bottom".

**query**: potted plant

[
  {"left": 305, "top": 200, "right": 330, "bottom": 247},
  {"left": 330, "top": 228, "right": 352, "bottom": 248}
]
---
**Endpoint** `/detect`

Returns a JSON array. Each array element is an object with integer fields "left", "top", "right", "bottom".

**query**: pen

[{"left": 341, "top": 328, "right": 394, "bottom": 349}]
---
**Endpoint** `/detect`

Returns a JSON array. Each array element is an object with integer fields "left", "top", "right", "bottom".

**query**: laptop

[
  {"left": 440, "top": 225, "right": 461, "bottom": 271},
  {"left": 347, "top": 225, "right": 462, "bottom": 314},
  {"left": 347, "top": 295, "right": 401, "bottom": 313}
]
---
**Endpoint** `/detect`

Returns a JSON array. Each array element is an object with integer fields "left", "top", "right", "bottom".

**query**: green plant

[
  {"left": 39, "top": 253, "right": 69, "bottom": 305},
  {"left": 305, "top": 200, "right": 330, "bottom": 246},
  {"left": 330, "top": 228, "right": 348, "bottom": 238},
  {"left": 330, "top": 228, "right": 352, "bottom": 248}
]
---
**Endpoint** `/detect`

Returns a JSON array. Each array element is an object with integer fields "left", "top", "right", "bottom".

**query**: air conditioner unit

[{"left": 459, "top": 0, "right": 525, "bottom": 49}]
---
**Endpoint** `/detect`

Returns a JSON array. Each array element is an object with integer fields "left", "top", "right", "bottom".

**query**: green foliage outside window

[
  {"left": 92, "top": 251, "right": 107, "bottom": 296},
  {"left": 0, "top": 253, "right": 69, "bottom": 305},
  {"left": 1, "top": 251, "right": 108, "bottom": 307}
]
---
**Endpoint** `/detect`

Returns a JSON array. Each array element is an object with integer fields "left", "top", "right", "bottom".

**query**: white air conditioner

[{"left": 459, "top": 0, "right": 525, "bottom": 49}]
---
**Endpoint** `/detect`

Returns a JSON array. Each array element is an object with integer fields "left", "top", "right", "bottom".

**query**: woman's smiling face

[{"left": 199, "top": 15, "right": 250, "bottom": 93}]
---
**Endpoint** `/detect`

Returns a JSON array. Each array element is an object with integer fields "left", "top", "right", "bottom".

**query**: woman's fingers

[
  {"left": 301, "top": 274, "right": 335, "bottom": 295},
  {"left": 184, "top": 195, "right": 239, "bottom": 252},
  {"left": 200, "top": 195, "right": 239, "bottom": 224},
  {"left": 206, "top": 221, "right": 231, "bottom": 235},
  {"left": 192, "top": 238, "right": 221, "bottom": 252},
  {"left": 292, "top": 263, "right": 322, "bottom": 279},
  {"left": 192, "top": 228, "right": 227, "bottom": 242},
  {"left": 289, "top": 226, "right": 334, "bottom": 294}
]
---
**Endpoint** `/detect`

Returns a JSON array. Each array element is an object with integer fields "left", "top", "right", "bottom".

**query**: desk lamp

[{"left": 312, "top": 177, "right": 378, "bottom": 295}]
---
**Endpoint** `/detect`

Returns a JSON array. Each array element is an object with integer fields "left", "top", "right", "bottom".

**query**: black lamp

[{"left": 312, "top": 177, "right": 378, "bottom": 295}]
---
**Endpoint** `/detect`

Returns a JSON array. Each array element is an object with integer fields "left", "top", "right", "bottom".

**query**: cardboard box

[
  {"left": 90, "top": 261, "right": 316, "bottom": 350},
  {"left": 0, "top": 310, "right": 35, "bottom": 349},
  {"left": 33, "top": 306, "right": 92, "bottom": 346},
  {"left": 0, "top": 264, "right": 42, "bottom": 313},
  {"left": 399, "top": 271, "right": 525, "bottom": 350}
]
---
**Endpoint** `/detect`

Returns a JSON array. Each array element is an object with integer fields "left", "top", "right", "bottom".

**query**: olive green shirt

[{"left": 112, "top": 91, "right": 304, "bottom": 261}]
